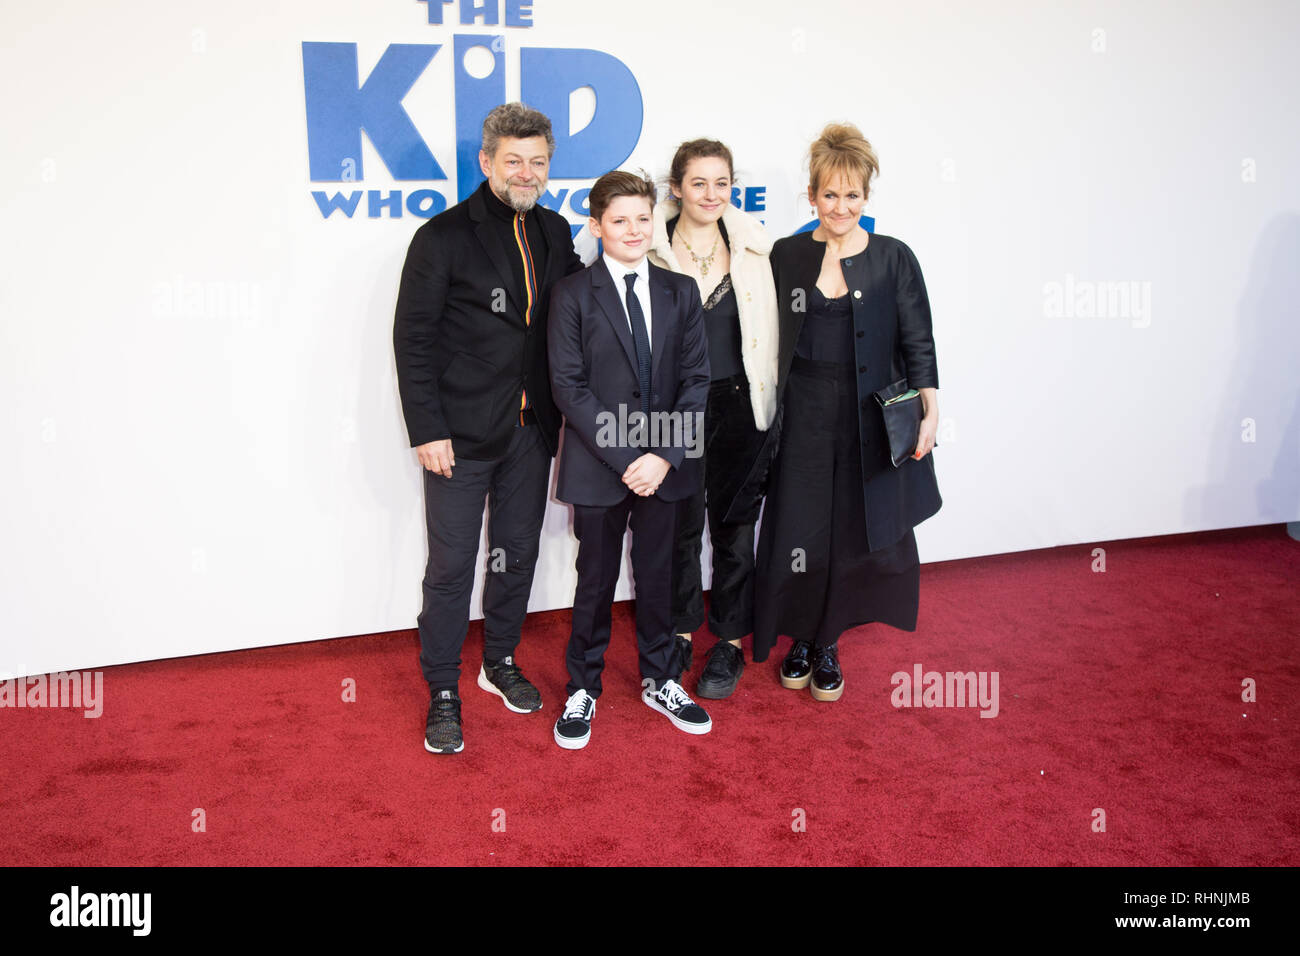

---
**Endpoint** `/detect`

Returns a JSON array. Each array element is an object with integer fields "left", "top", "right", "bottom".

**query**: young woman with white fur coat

[{"left": 647, "top": 140, "right": 780, "bottom": 700}]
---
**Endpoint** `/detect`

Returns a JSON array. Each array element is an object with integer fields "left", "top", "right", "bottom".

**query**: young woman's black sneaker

[
  {"left": 425, "top": 688, "right": 464, "bottom": 754},
  {"left": 780, "top": 640, "right": 814, "bottom": 689},
  {"left": 696, "top": 641, "right": 744, "bottom": 699}
]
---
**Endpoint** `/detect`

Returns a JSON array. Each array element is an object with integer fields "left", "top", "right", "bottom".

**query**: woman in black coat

[{"left": 753, "top": 122, "right": 941, "bottom": 701}]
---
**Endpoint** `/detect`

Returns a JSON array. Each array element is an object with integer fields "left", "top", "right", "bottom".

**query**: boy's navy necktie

[{"left": 623, "top": 273, "right": 651, "bottom": 418}]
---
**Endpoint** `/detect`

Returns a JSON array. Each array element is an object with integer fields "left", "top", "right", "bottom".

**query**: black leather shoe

[
  {"left": 810, "top": 643, "right": 844, "bottom": 701},
  {"left": 673, "top": 635, "right": 693, "bottom": 680},
  {"left": 696, "top": 641, "right": 744, "bottom": 699},
  {"left": 780, "top": 640, "right": 814, "bottom": 689}
]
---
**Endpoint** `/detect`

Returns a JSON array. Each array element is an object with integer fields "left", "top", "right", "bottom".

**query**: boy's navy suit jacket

[{"left": 547, "top": 257, "right": 710, "bottom": 507}]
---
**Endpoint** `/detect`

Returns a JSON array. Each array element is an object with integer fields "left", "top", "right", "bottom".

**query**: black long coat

[{"left": 769, "top": 231, "right": 942, "bottom": 552}]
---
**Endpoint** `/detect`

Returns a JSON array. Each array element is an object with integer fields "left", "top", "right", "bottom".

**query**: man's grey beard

[{"left": 491, "top": 174, "right": 544, "bottom": 212}]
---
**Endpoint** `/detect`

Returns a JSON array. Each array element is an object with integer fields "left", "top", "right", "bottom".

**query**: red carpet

[{"left": 1, "top": 525, "right": 1296, "bottom": 866}]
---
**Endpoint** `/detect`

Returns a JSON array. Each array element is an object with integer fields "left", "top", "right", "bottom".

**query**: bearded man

[{"left": 394, "top": 103, "right": 582, "bottom": 754}]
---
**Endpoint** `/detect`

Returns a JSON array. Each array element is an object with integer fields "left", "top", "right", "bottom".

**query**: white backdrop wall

[{"left": 2, "top": 0, "right": 1297, "bottom": 678}]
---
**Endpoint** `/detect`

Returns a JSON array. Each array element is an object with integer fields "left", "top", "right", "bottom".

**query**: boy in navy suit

[{"left": 547, "top": 171, "right": 712, "bottom": 749}]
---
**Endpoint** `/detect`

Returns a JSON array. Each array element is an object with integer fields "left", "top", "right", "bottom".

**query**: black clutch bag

[{"left": 873, "top": 379, "right": 926, "bottom": 467}]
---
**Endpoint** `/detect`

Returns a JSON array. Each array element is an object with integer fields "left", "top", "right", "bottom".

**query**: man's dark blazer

[
  {"left": 548, "top": 258, "right": 710, "bottom": 507},
  {"left": 393, "top": 181, "right": 583, "bottom": 460}
]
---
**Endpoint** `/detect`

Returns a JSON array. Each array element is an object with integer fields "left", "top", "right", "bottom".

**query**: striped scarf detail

[{"left": 512, "top": 211, "right": 537, "bottom": 424}]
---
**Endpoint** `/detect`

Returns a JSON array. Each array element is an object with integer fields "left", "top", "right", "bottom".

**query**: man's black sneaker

[
  {"left": 554, "top": 690, "right": 595, "bottom": 750},
  {"left": 674, "top": 635, "right": 693, "bottom": 679},
  {"left": 477, "top": 655, "right": 543, "bottom": 713},
  {"left": 642, "top": 678, "right": 712, "bottom": 735},
  {"left": 696, "top": 640, "right": 744, "bottom": 699},
  {"left": 425, "top": 688, "right": 464, "bottom": 754}
]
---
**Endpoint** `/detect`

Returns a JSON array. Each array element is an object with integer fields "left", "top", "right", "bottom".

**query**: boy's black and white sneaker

[
  {"left": 554, "top": 690, "right": 595, "bottom": 750},
  {"left": 642, "top": 678, "right": 712, "bottom": 735},
  {"left": 477, "top": 655, "right": 543, "bottom": 713},
  {"left": 425, "top": 688, "right": 464, "bottom": 754}
]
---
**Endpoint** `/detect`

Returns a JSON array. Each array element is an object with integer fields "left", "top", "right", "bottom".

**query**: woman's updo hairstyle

[{"left": 808, "top": 122, "right": 879, "bottom": 198}]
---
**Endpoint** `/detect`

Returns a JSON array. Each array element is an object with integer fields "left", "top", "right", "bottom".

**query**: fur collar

[{"left": 650, "top": 199, "right": 773, "bottom": 271}]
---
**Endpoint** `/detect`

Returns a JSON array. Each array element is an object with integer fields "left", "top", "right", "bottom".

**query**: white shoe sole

[
  {"left": 554, "top": 724, "right": 591, "bottom": 749},
  {"left": 424, "top": 737, "right": 464, "bottom": 754},
  {"left": 641, "top": 691, "right": 712, "bottom": 735},
  {"left": 477, "top": 665, "right": 542, "bottom": 714}
]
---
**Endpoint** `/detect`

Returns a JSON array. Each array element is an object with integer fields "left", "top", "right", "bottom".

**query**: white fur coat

[{"left": 647, "top": 200, "right": 780, "bottom": 430}]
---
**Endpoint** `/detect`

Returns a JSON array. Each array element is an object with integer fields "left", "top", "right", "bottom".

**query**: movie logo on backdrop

[{"left": 300, "top": 0, "right": 770, "bottom": 231}]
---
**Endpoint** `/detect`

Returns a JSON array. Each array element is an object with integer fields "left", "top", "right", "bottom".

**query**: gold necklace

[{"left": 676, "top": 229, "right": 720, "bottom": 276}]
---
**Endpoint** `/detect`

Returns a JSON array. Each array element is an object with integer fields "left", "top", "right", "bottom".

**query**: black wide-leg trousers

[{"left": 754, "top": 357, "right": 919, "bottom": 662}]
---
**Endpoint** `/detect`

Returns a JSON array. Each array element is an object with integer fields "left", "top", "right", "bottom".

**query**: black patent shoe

[
  {"left": 810, "top": 644, "right": 844, "bottom": 702},
  {"left": 673, "top": 635, "right": 694, "bottom": 680},
  {"left": 780, "top": 640, "right": 814, "bottom": 689},
  {"left": 697, "top": 641, "right": 745, "bottom": 699}
]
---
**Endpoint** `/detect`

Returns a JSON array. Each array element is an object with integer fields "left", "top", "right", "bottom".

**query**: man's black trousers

[{"left": 417, "top": 423, "right": 550, "bottom": 689}]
